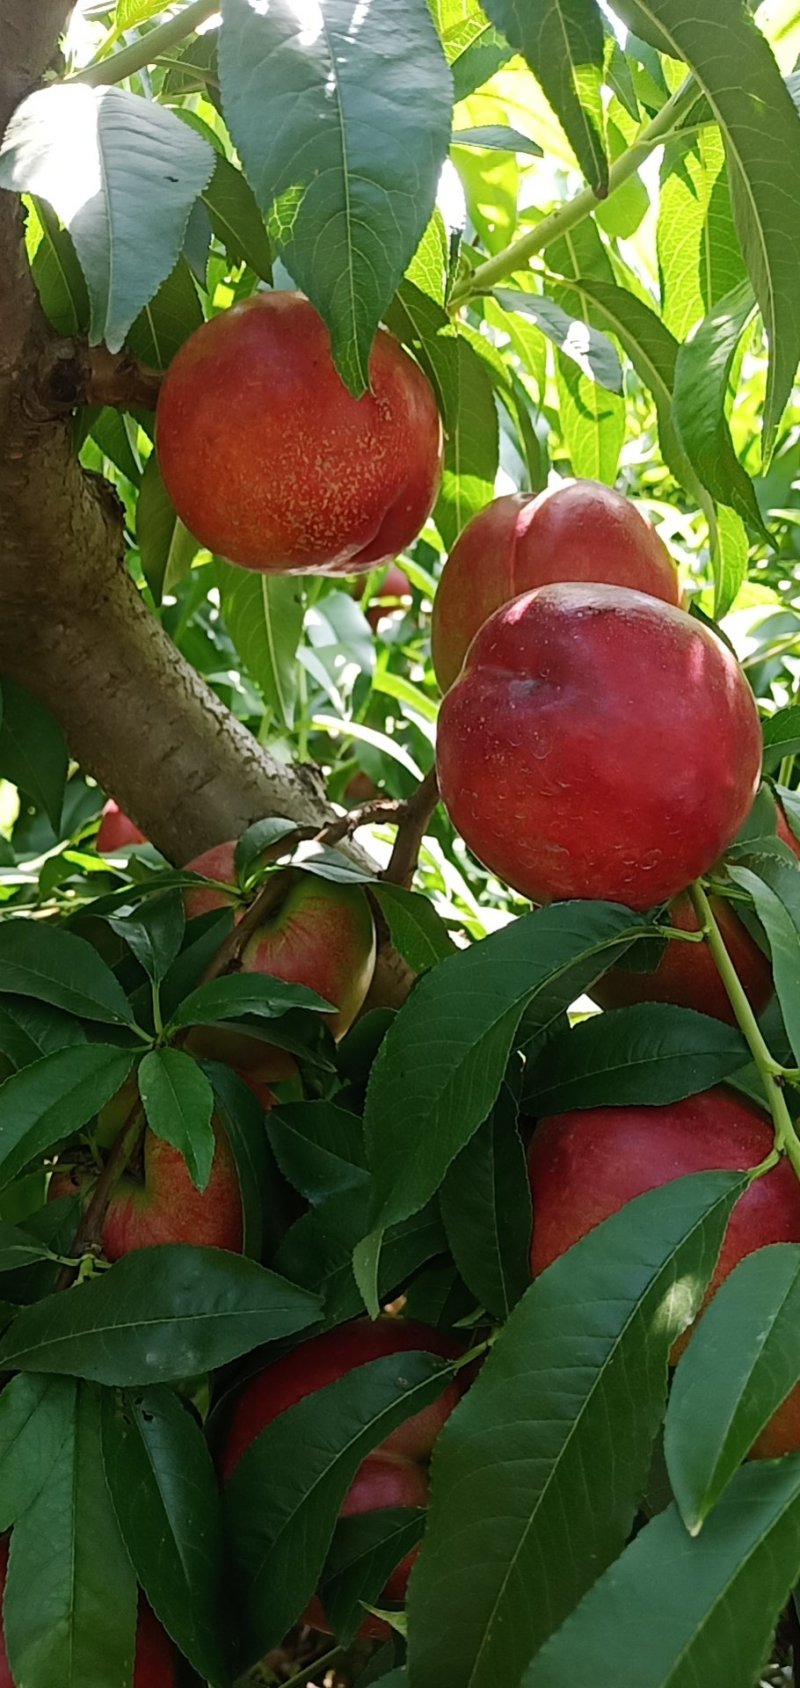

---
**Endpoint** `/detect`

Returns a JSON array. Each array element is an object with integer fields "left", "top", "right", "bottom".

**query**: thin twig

[{"left": 382, "top": 765, "right": 440, "bottom": 887}]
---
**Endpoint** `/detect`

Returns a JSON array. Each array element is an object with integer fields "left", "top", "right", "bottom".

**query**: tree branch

[{"left": 383, "top": 766, "right": 440, "bottom": 887}]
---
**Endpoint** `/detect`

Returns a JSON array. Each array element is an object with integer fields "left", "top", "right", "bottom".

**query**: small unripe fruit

[
  {"left": 156, "top": 293, "right": 443, "bottom": 576},
  {"left": 591, "top": 891, "right": 773, "bottom": 1024},
  {"left": 436, "top": 583, "right": 762, "bottom": 910},
  {"left": 431, "top": 482, "right": 681, "bottom": 691}
]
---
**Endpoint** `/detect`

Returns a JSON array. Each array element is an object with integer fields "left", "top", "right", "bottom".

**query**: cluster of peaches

[{"left": 70, "top": 292, "right": 800, "bottom": 1662}]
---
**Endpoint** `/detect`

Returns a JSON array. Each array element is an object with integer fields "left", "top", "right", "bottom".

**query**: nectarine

[
  {"left": 436, "top": 583, "right": 762, "bottom": 909},
  {"left": 96, "top": 801, "right": 146, "bottom": 852},
  {"left": 156, "top": 292, "right": 443, "bottom": 575},
  {"left": 431, "top": 482, "right": 680, "bottom": 691},
  {"left": 222, "top": 1317, "right": 463, "bottom": 1635},
  {"left": 591, "top": 891, "right": 773, "bottom": 1024}
]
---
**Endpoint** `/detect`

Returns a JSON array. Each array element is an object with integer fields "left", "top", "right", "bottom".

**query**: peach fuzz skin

[
  {"left": 591, "top": 890, "right": 773, "bottom": 1024},
  {"left": 431, "top": 481, "right": 680, "bottom": 692},
  {"left": 222, "top": 1318, "right": 463, "bottom": 1637},
  {"left": 184, "top": 842, "right": 376, "bottom": 1081},
  {"left": 49, "top": 1117, "right": 243, "bottom": 1261},
  {"left": 436, "top": 583, "right": 762, "bottom": 911},
  {"left": 527, "top": 1090, "right": 800, "bottom": 1455},
  {"left": 0, "top": 1539, "right": 176, "bottom": 1686},
  {"left": 156, "top": 292, "right": 443, "bottom": 576}
]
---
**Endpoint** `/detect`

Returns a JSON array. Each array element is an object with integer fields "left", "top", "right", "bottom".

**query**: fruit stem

[
  {"left": 54, "top": 1095, "right": 146, "bottom": 1290},
  {"left": 67, "top": 0, "right": 219, "bottom": 87},
  {"left": 690, "top": 880, "right": 800, "bottom": 1178},
  {"left": 449, "top": 75, "right": 699, "bottom": 308},
  {"left": 267, "top": 1646, "right": 344, "bottom": 1688}
]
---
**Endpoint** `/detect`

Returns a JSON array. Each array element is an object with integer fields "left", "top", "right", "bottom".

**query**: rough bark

[{"left": 0, "top": 4, "right": 415, "bottom": 1007}]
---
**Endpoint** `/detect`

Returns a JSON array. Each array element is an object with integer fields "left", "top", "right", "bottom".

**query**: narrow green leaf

[
  {"left": 320, "top": 1508, "right": 426, "bottom": 1645},
  {"left": 169, "top": 970, "right": 332, "bottom": 1031},
  {"left": 524, "top": 1004, "right": 750, "bottom": 1114},
  {"left": 555, "top": 349, "right": 624, "bottom": 482},
  {"left": 109, "top": 890, "right": 185, "bottom": 983},
  {"left": 658, "top": 128, "right": 746, "bottom": 340},
  {"left": 480, "top": 0, "right": 607, "bottom": 191},
  {"left": 494, "top": 288, "right": 623, "bottom": 392},
  {"left": 0, "top": 1374, "right": 76, "bottom": 1532},
  {"left": 521, "top": 1462, "right": 800, "bottom": 1688},
  {"left": 666, "top": 1245, "right": 800, "bottom": 1532},
  {"left": 5, "top": 1384, "right": 137, "bottom": 1688},
  {"left": 102, "top": 1386, "right": 229, "bottom": 1687},
  {"left": 219, "top": 0, "right": 453, "bottom": 393},
  {"left": 218, "top": 563, "right": 305, "bottom": 730},
  {"left": 224, "top": 1350, "right": 455, "bottom": 1665},
  {"left": 136, "top": 452, "right": 198, "bottom": 605},
  {"left": 202, "top": 152, "right": 272, "bottom": 280},
  {"left": 433, "top": 0, "right": 511, "bottom": 99},
  {"left": 440, "top": 1080, "right": 531, "bottom": 1318},
  {"left": 138, "top": 1048, "right": 216, "bottom": 1191},
  {"left": 452, "top": 125, "right": 543, "bottom": 155},
  {"left": 0, "top": 681, "right": 67, "bottom": 832},
  {"left": 673, "top": 280, "right": 766, "bottom": 538},
  {"left": 372, "top": 884, "right": 455, "bottom": 972},
  {"left": 728, "top": 858, "right": 800, "bottom": 1065},
  {"left": 407, "top": 1172, "right": 743, "bottom": 1688},
  {"left": 0, "top": 1045, "right": 134, "bottom": 1194},
  {"left": 0, "top": 1245, "right": 321, "bottom": 1384},
  {"left": 127, "top": 257, "right": 203, "bottom": 369},
  {"left": 0, "top": 85, "right": 214, "bottom": 352},
  {"left": 364, "top": 902, "right": 646, "bottom": 1235},
  {"left": 204, "top": 1061, "right": 275, "bottom": 1261},
  {"left": 0, "top": 921, "right": 135, "bottom": 1025},
  {"left": 0, "top": 999, "right": 86, "bottom": 1070},
  {"left": 267, "top": 1101, "right": 368, "bottom": 1202}
]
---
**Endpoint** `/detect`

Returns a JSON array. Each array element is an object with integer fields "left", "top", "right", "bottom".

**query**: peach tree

[{"left": 0, "top": 2, "right": 800, "bottom": 1686}]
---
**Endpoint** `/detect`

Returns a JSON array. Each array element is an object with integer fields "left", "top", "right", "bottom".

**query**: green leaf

[
  {"left": 0, "top": 998, "right": 86, "bottom": 1070},
  {"left": 138, "top": 1048, "right": 216, "bottom": 1192},
  {"left": 407, "top": 1172, "right": 743, "bottom": 1688},
  {"left": 278, "top": 1194, "right": 446, "bottom": 1327},
  {"left": 0, "top": 921, "right": 136, "bottom": 1025},
  {"left": 0, "top": 681, "right": 67, "bottom": 831},
  {"left": 218, "top": 563, "right": 305, "bottom": 730},
  {"left": 440, "top": 1080, "right": 531, "bottom": 1318},
  {"left": 494, "top": 288, "right": 623, "bottom": 391},
  {"left": 219, "top": 0, "right": 453, "bottom": 394},
  {"left": 762, "top": 704, "right": 800, "bottom": 770},
  {"left": 520, "top": 1462, "right": 800, "bottom": 1688},
  {"left": 136, "top": 452, "right": 198, "bottom": 604},
  {"left": 728, "top": 858, "right": 800, "bottom": 1065},
  {"left": 109, "top": 890, "right": 185, "bottom": 983},
  {"left": 320, "top": 1508, "right": 426, "bottom": 1645},
  {"left": 555, "top": 349, "right": 624, "bottom": 483},
  {"left": 204, "top": 1062, "right": 275, "bottom": 1260},
  {"left": 524, "top": 1004, "right": 750, "bottom": 1114},
  {"left": 234, "top": 818, "right": 298, "bottom": 882},
  {"left": 372, "top": 884, "right": 455, "bottom": 972},
  {"left": 0, "top": 1245, "right": 321, "bottom": 1384},
  {"left": 267, "top": 1101, "right": 368, "bottom": 1202},
  {"left": 433, "top": 0, "right": 511, "bottom": 99},
  {"left": 168, "top": 970, "right": 333, "bottom": 1031},
  {"left": 224, "top": 1350, "right": 456, "bottom": 1665},
  {"left": 0, "top": 85, "right": 214, "bottom": 352},
  {"left": 0, "top": 1222, "right": 63, "bottom": 1272},
  {"left": 0, "top": 1045, "right": 134, "bottom": 1194},
  {"left": 116, "top": 0, "right": 167, "bottom": 26},
  {"left": 202, "top": 152, "right": 272, "bottom": 280},
  {"left": 715, "top": 504, "right": 750, "bottom": 621},
  {"left": 28, "top": 198, "right": 89, "bottom": 338},
  {"left": 127, "top": 256, "right": 203, "bottom": 369},
  {"left": 363, "top": 902, "right": 645, "bottom": 1237},
  {"left": 658, "top": 128, "right": 746, "bottom": 340},
  {"left": 452, "top": 124, "right": 543, "bottom": 155},
  {"left": 481, "top": 0, "right": 607, "bottom": 192},
  {"left": 666, "top": 1245, "right": 800, "bottom": 1533},
  {"left": 673, "top": 280, "right": 766, "bottom": 538},
  {"left": 434, "top": 332, "right": 500, "bottom": 551},
  {"left": 101, "top": 1386, "right": 229, "bottom": 1687},
  {"left": 617, "top": 0, "right": 800, "bottom": 463},
  {"left": 0, "top": 1374, "right": 76, "bottom": 1532},
  {"left": 4, "top": 1383, "right": 137, "bottom": 1688}
]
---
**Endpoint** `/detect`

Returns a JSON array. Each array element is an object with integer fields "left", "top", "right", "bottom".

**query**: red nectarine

[
  {"left": 96, "top": 801, "right": 147, "bottom": 853},
  {"left": 184, "top": 844, "right": 376, "bottom": 1080},
  {"left": 222, "top": 1317, "right": 462, "bottom": 1635},
  {"left": 156, "top": 292, "right": 443, "bottom": 575},
  {"left": 436, "top": 583, "right": 762, "bottom": 909},
  {"left": 431, "top": 482, "right": 681, "bottom": 691},
  {"left": 591, "top": 891, "right": 773, "bottom": 1024}
]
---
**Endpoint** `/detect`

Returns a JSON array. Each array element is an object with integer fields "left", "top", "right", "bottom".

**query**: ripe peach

[
  {"left": 436, "top": 584, "right": 762, "bottom": 910},
  {"left": 156, "top": 293, "right": 443, "bottom": 576},
  {"left": 431, "top": 482, "right": 681, "bottom": 691}
]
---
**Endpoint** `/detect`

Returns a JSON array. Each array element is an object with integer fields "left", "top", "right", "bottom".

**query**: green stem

[
  {"left": 689, "top": 881, "right": 800, "bottom": 1179},
  {"left": 271, "top": 1647, "right": 344, "bottom": 1688},
  {"left": 449, "top": 75, "right": 698, "bottom": 308},
  {"left": 68, "top": 0, "right": 218, "bottom": 88}
]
